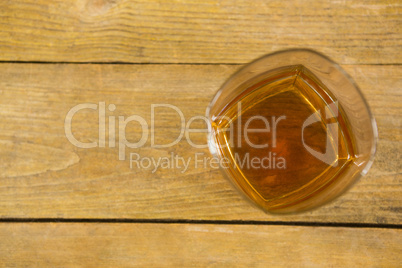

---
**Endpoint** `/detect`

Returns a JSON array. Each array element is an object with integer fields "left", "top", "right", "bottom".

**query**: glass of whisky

[{"left": 206, "top": 49, "right": 378, "bottom": 213}]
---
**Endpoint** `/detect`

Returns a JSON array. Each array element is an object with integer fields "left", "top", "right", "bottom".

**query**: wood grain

[
  {"left": 0, "top": 223, "right": 400, "bottom": 267},
  {"left": 0, "top": 63, "right": 400, "bottom": 224},
  {"left": 0, "top": 0, "right": 401, "bottom": 64}
]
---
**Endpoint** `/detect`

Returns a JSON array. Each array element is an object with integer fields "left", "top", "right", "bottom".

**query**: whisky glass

[{"left": 206, "top": 49, "right": 378, "bottom": 213}]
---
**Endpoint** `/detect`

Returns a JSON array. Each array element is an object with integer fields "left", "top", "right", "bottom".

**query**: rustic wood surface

[
  {"left": 0, "top": 63, "right": 400, "bottom": 224},
  {"left": 0, "top": 0, "right": 401, "bottom": 266},
  {"left": 0, "top": 0, "right": 401, "bottom": 64},
  {"left": 0, "top": 223, "right": 400, "bottom": 267}
]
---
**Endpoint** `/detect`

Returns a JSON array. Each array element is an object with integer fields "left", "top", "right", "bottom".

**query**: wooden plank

[
  {"left": 0, "top": 0, "right": 401, "bottom": 64},
  {"left": 0, "top": 63, "right": 400, "bottom": 223},
  {"left": 0, "top": 223, "right": 400, "bottom": 267}
]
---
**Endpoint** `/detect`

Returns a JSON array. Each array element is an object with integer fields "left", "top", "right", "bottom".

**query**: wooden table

[{"left": 0, "top": 0, "right": 401, "bottom": 266}]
